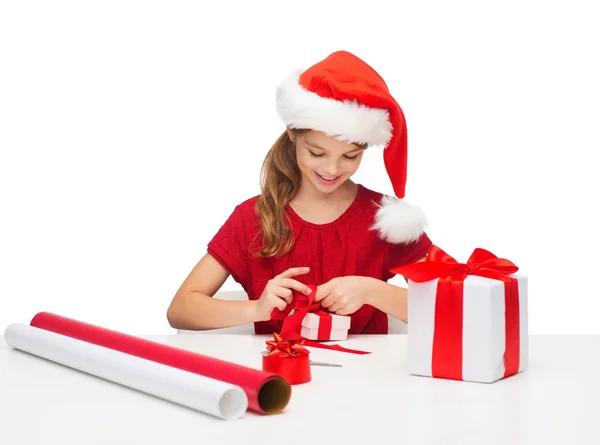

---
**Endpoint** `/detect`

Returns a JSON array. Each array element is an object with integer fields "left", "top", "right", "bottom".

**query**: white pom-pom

[{"left": 372, "top": 195, "right": 428, "bottom": 244}]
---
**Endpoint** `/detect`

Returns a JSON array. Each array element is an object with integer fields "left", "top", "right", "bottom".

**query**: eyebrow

[{"left": 306, "top": 139, "right": 364, "bottom": 153}]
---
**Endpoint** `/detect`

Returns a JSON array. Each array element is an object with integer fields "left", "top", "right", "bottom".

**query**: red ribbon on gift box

[
  {"left": 271, "top": 285, "right": 370, "bottom": 355},
  {"left": 391, "top": 245, "right": 521, "bottom": 380}
]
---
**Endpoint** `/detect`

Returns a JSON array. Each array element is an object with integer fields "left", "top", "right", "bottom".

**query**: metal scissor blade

[{"left": 310, "top": 360, "right": 342, "bottom": 367}]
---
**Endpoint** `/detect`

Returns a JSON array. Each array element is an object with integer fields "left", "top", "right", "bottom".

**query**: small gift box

[
  {"left": 261, "top": 333, "right": 311, "bottom": 385},
  {"left": 271, "top": 284, "right": 351, "bottom": 342},
  {"left": 294, "top": 310, "right": 351, "bottom": 341},
  {"left": 391, "top": 245, "right": 529, "bottom": 384}
]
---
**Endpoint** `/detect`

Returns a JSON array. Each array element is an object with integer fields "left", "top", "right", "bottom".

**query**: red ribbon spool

[{"left": 261, "top": 333, "right": 311, "bottom": 385}]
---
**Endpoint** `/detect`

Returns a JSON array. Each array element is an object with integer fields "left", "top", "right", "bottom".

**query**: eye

[
  {"left": 343, "top": 154, "right": 360, "bottom": 160},
  {"left": 309, "top": 150, "right": 324, "bottom": 157}
]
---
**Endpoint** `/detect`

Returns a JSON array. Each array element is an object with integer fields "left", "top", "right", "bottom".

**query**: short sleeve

[
  {"left": 207, "top": 205, "right": 249, "bottom": 287},
  {"left": 384, "top": 232, "right": 433, "bottom": 280}
]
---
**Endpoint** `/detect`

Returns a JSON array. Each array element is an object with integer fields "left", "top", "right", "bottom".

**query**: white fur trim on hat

[
  {"left": 372, "top": 195, "right": 428, "bottom": 244},
  {"left": 275, "top": 70, "right": 393, "bottom": 147}
]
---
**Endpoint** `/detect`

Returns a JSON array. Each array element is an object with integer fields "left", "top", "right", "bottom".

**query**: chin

[{"left": 314, "top": 183, "right": 339, "bottom": 194}]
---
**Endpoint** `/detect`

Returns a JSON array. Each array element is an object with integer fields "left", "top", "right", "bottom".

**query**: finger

[
  {"left": 334, "top": 305, "right": 350, "bottom": 315},
  {"left": 272, "top": 286, "right": 293, "bottom": 303},
  {"left": 277, "top": 267, "right": 310, "bottom": 279},
  {"left": 339, "top": 303, "right": 361, "bottom": 315},
  {"left": 314, "top": 282, "right": 332, "bottom": 302},
  {"left": 277, "top": 278, "right": 312, "bottom": 295},
  {"left": 320, "top": 294, "right": 337, "bottom": 309},
  {"left": 329, "top": 301, "right": 345, "bottom": 313},
  {"left": 272, "top": 296, "right": 287, "bottom": 312}
]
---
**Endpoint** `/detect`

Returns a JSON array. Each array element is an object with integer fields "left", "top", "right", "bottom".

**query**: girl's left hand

[{"left": 313, "top": 276, "right": 372, "bottom": 315}]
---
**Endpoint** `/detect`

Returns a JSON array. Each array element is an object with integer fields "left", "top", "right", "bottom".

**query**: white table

[{"left": 0, "top": 333, "right": 597, "bottom": 445}]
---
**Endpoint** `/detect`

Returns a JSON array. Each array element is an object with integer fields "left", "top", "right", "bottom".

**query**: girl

[{"left": 167, "top": 51, "right": 432, "bottom": 335}]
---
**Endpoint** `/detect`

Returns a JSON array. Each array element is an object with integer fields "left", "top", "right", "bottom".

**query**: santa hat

[{"left": 275, "top": 50, "right": 428, "bottom": 244}]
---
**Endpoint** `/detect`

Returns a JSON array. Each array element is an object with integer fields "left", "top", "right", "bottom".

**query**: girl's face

[{"left": 290, "top": 130, "right": 365, "bottom": 195}]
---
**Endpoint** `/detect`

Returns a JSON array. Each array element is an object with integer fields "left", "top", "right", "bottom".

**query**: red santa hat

[{"left": 275, "top": 50, "right": 428, "bottom": 244}]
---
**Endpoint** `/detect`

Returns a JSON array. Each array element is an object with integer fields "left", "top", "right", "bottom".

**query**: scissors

[{"left": 310, "top": 360, "right": 342, "bottom": 367}]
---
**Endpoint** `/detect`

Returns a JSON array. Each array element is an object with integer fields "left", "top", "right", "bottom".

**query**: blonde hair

[{"left": 253, "top": 129, "right": 306, "bottom": 257}]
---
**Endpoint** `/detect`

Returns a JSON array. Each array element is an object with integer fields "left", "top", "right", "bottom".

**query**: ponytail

[{"left": 254, "top": 129, "right": 305, "bottom": 257}]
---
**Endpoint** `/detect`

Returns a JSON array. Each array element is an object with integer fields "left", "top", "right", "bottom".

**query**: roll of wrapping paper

[
  {"left": 29, "top": 312, "right": 291, "bottom": 415},
  {"left": 4, "top": 323, "right": 248, "bottom": 420}
]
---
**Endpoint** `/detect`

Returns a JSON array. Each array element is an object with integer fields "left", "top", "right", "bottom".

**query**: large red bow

[
  {"left": 392, "top": 245, "right": 519, "bottom": 282},
  {"left": 391, "top": 245, "right": 521, "bottom": 380},
  {"left": 270, "top": 284, "right": 370, "bottom": 355}
]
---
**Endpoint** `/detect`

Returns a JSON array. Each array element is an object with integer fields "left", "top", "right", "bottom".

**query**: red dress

[{"left": 207, "top": 184, "right": 433, "bottom": 335}]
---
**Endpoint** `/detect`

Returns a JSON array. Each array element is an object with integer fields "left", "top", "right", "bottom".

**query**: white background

[{"left": 1, "top": 1, "right": 598, "bottom": 335}]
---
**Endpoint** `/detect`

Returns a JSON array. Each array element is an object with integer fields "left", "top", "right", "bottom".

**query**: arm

[
  {"left": 166, "top": 253, "right": 259, "bottom": 330},
  {"left": 366, "top": 255, "right": 427, "bottom": 323},
  {"left": 364, "top": 278, "right": 409, "bottom": 323},
  {"left": 314, "top": 256, "right": 427, "bottom": 322}
]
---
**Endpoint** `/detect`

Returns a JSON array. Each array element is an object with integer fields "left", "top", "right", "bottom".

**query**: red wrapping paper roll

[{"left": 30, "top": 312, "right": 291, "bottom": 415}]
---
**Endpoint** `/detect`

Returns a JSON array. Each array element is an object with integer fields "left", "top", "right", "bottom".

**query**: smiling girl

[{"left": 167, "top": 51, "right": 432, "bottom": 335}]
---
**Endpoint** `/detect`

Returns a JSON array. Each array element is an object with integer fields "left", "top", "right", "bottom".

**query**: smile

[{"left": 316, "top": 173, "right": 341, "bottom": 185}]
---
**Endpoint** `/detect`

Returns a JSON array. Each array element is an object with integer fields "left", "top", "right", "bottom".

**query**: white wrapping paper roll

[{"left": 4, "top": 323, "right": 248, "bottom": 420}]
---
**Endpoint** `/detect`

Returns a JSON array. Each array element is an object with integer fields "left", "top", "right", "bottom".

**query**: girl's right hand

[{"left": 253, "top": 267, "right": 313, "bottom": 322}]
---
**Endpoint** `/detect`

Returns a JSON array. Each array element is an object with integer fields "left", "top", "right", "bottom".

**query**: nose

[{"left": 323, "top": 160, "right": 340, "bottom": 176}]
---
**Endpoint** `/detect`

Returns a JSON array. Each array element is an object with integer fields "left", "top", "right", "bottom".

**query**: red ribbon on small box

[
  {"left": 391, "top": 245, "right": 521, "bottom": 381},
  {"left": 271, "top": 284, "right": 370, "bottom": 355}
]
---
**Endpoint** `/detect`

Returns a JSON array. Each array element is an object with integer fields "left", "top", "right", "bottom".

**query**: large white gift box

[{"left": 392, "top": 246, "right": 529, "bottom": 383}]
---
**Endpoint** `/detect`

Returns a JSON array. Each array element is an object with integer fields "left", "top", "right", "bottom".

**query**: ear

[{"left": 286, "top": 128, "right": 296, "bottom": 143}]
